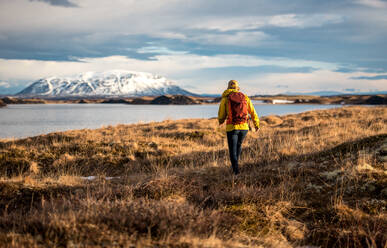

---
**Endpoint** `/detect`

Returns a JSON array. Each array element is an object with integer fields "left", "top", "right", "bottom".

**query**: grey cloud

[
  {"left": 344, "top": 88, "right": 357, "bottom": 92},
  {"left": 335, "top": 67, "right": 387, "bottom": 73},
  {"left": 335, "top": 67, "right": 357, "bottom": 73},
  {"left": 351, "top": 75, "right": 387, "bottom": 80},
  {"left": 29, "top": 0, "right": 78, "bottom": 7},
  {"left": 354, "top": 0, "right": 387, "bottom": 8},
  {"left": 137, "top": 46, "right": 188, "bottom": 55},
  {"left": 0, "top": 0, "right": 386, "bottom": 74},
  {"left": 0, "top": 32, "right": 154, "bottom": 61}
]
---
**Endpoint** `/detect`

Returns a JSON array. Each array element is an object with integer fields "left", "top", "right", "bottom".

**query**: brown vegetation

[
  {"left": 0, "top": 106, "right": 386, "bottom": 247},
  {"left": 150, "top": 95, "right": 199, "bottom": 105},
  {"left": 0, "top": 99, "right": 5, "bottom": 107},
  {"left": 1, "top": 97, "right": 45, "bottom": 104}
]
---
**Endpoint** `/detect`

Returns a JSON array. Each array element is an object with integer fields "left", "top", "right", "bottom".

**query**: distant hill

[
  {"left": 0, "top": 99, "right": 6, "bottom": 107},
  {"left": 281, "top": 90, "right": 387, "bottom": 96},
  {"left": 17, "top": 70, "right": 196, "bottom": 97}
]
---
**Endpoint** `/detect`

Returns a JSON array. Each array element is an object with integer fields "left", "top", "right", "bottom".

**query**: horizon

[
  {"left": 4, "top": 69, "right": 387, "bottom": 97},
  {"left": 0, "top": 0, "right": 387, "bottom": 95}
]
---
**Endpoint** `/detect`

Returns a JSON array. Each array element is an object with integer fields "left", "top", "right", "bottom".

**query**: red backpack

[{"left": 227, "top": 92, "right": 248, "bottom": 125}]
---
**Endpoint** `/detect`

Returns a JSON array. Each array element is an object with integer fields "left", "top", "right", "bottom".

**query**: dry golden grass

[{"left": 0, "top": 106, "right": 386, "bottom": 247}]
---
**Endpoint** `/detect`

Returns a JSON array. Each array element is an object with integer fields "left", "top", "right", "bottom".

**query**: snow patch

[{"left": 272, "top": 99, "right": 295, "bottom": 104}]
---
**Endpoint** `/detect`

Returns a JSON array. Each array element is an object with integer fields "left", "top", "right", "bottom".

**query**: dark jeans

[{"left": 227, "top": 130, "right": 248, "bottom": 175}]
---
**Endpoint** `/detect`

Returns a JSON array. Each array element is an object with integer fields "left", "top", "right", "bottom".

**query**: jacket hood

[{"left": 222, "top": 89, "right": 239, "bottom": 98}]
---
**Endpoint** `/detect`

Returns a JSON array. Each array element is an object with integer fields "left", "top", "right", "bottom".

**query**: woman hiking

[{"left": 218, "top": 80, "right": 260, "bottom": 175}]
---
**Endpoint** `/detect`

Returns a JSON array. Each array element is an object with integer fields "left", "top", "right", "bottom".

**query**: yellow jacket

[{"left": 218, "top": 89, "right": 260, "bottom": 132}]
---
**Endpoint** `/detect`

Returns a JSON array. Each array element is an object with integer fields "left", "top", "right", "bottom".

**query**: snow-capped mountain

[{"left": 17, "top": 70, "right": 194, "bottom": 97}]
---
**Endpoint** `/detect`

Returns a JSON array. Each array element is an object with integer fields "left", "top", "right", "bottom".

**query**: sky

[{"left": 0, "top": 0, "right": 386, "bottom": 95}]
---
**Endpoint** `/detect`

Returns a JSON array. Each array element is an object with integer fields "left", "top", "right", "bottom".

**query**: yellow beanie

[{"left": 228, "top": 80, "right": 239, "bottom": 89}]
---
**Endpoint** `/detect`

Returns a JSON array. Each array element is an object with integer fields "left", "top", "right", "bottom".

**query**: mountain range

[{"left": 17, "top": 70, "right": 194, "bottom": 97}]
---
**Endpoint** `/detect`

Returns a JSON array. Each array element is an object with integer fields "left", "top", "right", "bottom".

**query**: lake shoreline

[
  {"left": 0, "top": 103, "right": 347, "bottom": 139},
  {"left": 1, "top": 93, "right": 386, "bottom": 105}
]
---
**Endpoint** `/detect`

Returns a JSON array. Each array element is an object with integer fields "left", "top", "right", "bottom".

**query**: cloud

[
  {"left": 344, "top": 88, "right": 358, "bottom": 92},
  {"left": 29, "top": 0, "right": 78, "bottom": 7},
  {"left": 250, "top": 70, "right": 385, "bottom": 95},
  {"left": 267, "top": 14, "right": 343, "bottom": 28},
  {"left": 0, "top": 0, "right": 386, "bottom": 94},
  {"left": 190, "top": 14, "right": 343, "bottom": 32},
  {"left": 190, "top": 31, "right": 268, "bottom": 46},
  {"left": 0, "top": 54, "right": 376, "bottom": 95},
  {"left": 335, "top": 67, "right": 358, "bottom": 73},
  {"left": 335, "top": 66, "right": 387, "bottom": 74},
  {"left": 0, "top": 0, "right": 386, "bottom": 74},
  {"left": 0, "top": 54, "right": 336, "bottom": 81},
  {"left": 0, "top": 54, "right": 385, "bottom": 95},
  {"left": 0, "top": 81, "right": 10, "bottom": 88},
  {"left": 355, "top": 0, "right": 387, "bottom": 8},
  {"left": 350, "top": 75, "right": 387, "bottom": 80},
  {"left": 150, "top": 32, "right": 187, "bottom": 40},
  {"left": 190, "top": 17, "right": 265, "bottom": 32},
  {"left": 137, "top": 46, "right": 188, "bottom": 55}
]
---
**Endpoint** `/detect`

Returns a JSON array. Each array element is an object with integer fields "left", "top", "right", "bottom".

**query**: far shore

[{"left": 0, "top": 94, "right": 386, "bottom": 106}]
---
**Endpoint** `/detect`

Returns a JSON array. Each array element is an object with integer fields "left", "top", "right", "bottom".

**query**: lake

[{"left": 0, "top": 103, "right": 343, "bottom": 139}]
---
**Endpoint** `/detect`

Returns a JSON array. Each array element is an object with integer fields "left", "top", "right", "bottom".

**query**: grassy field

[{"left": 0, "top": 106, "right": 386, "bottom": 247}]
